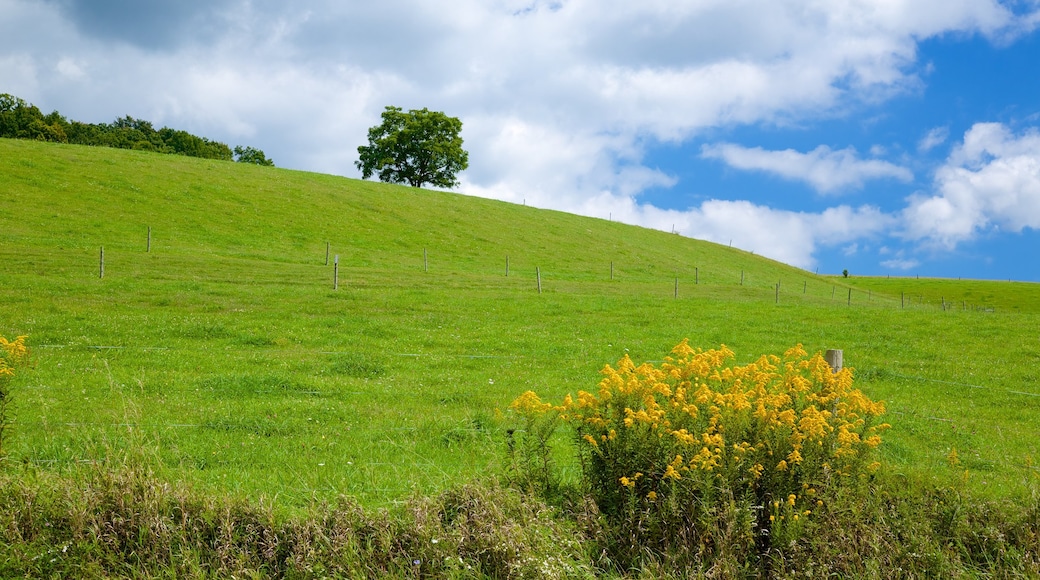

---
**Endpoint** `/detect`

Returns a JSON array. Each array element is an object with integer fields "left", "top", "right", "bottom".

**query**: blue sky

[{"left": 3, "top": 0, "right": 1040, "bottom": 280}]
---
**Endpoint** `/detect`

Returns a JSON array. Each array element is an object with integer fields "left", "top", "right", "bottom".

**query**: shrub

[{"left": 511, "top": 340, "right": 889, "bottom": 572}]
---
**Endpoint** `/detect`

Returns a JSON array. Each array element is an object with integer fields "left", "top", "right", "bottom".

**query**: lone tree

[{"left": 356, "top": 106, "right": 468, "bottom": 188}]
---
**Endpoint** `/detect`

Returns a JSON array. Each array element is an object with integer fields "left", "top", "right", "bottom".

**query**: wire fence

[{"left": 4, "top": 232, "right": 1025, "bottom": 314}]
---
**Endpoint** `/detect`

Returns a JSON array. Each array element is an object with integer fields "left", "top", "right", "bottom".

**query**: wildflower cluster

[
  {"left": 511, "top": 340, "right": 888, "bottom": 549},
  {"left": 0, "top": 336, "right": 28, "bottom": 375},
  {"left": 0, "top": 335, "right": 29, "bottom": 457}
]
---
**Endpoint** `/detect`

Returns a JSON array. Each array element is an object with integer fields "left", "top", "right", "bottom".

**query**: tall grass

[{"left": 0, "top": 437, "right": 1036, "bottom": 577}]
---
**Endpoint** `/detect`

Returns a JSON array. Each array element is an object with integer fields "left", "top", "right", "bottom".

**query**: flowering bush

[
  {"left": 0, "top": 335, "right": 29, "bottom": 457},
  {"left": 511, "top": 340, "right": 889, "bottom": 567}
]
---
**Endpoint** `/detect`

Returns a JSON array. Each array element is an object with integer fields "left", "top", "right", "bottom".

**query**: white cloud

[
  {"left": 918, "top": 126, "right": 949, "bottom": 152},
  {"left": 495, "top": 192, "right": 892, "bottom": 271},
  {"left": 701, "top": 143, "right": 913, "bottom": 194},
  {"left": 680, "top": 201, "right": 892, "bottom": 269},
  {"left": 55, "top": 57, "right": 86, "bottom": 80},
  {"left": 8, "top": 0, "right": 1028, "bottom": 172},
  {"left": 4, "top": 0, "right": 1039, "bottom": 271},
  {"left": 881, "top": 258, "right": 920, "bottom": 270},
  {"left": 903, "top": 122, "right": 1040, "bottom": 248}
]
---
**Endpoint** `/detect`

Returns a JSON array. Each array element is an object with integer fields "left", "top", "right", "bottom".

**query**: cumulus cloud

[
  {"left": 3, "top": 0, "right": 1038, "bottom": 269},
  {"left": 683, "top": 201, "right": 893, "bottom": 269},
  {"left": 41, "top": 0, "right": 239, "bottom": 49},
  {"left": 701, "top": 143, "right": 913, "bottom": 194},
  {"left": 903, "top": 122, "right": 1040, "bottom": 248},
  {"left": 519, "top": 193, "right": 893, "bottom": 270},
  {"left": 6, "top": 0, "right": 1027, "bottom": 173}
]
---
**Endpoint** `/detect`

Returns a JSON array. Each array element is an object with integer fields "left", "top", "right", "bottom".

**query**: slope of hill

[{"left": 2, "top": 138, "right": 1038, "bottom": 505}]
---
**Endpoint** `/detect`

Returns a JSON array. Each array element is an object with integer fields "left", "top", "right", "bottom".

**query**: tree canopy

[
  {"left": 0, "top": 93, "right": 270, "bottom": 165},
  {"left": 356, "top": 106, "right": 468, "bottom": 188},
  {"left": 233, "top": 145, "right": 275, "bottom": 166}
]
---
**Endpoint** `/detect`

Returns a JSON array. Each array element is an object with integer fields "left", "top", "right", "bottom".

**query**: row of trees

[{"left": 0, "top": 94, "right": 273, "bottom": 166}]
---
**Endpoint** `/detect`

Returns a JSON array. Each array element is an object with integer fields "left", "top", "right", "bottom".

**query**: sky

[{"left": 3, "top": 0, "right": 1040, "bottom": 280}]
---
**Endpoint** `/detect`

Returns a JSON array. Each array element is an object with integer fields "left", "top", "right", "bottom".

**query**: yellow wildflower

[
  {"left": 664, "top": 464, "right": 682, "bottom": 480},
  {"left": 510, "top": 391, "right": 552, "bottom": 414}
]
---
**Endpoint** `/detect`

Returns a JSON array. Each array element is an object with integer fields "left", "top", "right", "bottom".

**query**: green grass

[{"left": 2, "top": 138, "right": 1039, "bottom": 510}]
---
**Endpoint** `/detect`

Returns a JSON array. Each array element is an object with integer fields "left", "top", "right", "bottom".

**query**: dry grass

[
  {"left": 1, "top": 459, "right": 1036, "bottom": 578},
  {"left": 0, "top": 462, "right": 593, "bottom": 579}
]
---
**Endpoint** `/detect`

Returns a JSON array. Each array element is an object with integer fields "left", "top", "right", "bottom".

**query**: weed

[
  {"left": 511, "top": 340, "right": 889, "bottom": 572},
  {"left": 0, "top": 335, "right": 28, "bottom": 458}
]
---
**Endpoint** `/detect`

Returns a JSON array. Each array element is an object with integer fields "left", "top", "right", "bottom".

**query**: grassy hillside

[{"left": 1, "top": 138, "right": 1038, "bottom": 508}]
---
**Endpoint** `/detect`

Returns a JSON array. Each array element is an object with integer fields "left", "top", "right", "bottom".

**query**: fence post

[
  {"left": 610, "top": 261, "right": 614, "bottom": 280},
  {"left": 325, "top": 242, "right": 330, "bottom": 266},
  {"left": 825, "top": 349, "right": 843, "bottom": 373},
  {"left": 147, "top": 227, "right": 151, "bottom": 253},
  {"left": 674, "top": 277, "right": 678, "bottom": 299},
  {"left": 424, "top": 248, "right": 428, "bottom": 273},
  {"left": 536, "top": 267, "right": 541, "bottom": 294},
  {"left": 333, "top": 255, "right": 339, "bottom": 290},
  {"left": 99, "top": 247, "right": 104, "bottom": 279}
]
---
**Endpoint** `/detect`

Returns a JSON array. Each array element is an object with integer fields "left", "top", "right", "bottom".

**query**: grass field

[{"left": 2, "top": 138, "right": 1039, "bottom": 510}]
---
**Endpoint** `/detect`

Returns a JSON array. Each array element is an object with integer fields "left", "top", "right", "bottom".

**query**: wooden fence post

[
  {"left": 333, "top": 255, "right": 339, "bottom": 290},
  {"left": 325, "top": 242, "right": 330, "bottom": 266},
  {"left": 99, "top": 247, "right": 104, "bottom": 279},
  {"left": 536, "top": 267, "right": 542, "bottom": 294},
  {"left": 424, "top": 248, "right": 428, "bottom": 273},
  {"left": 825, "top": 349, "right": 843, "bottom": 373},
  {"left": 147, "top": 227, "right": 151, "bottom": 253}
]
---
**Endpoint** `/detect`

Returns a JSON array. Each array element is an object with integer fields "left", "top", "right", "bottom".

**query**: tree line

[{"left": 0, "top": 93, "right": 273, "bottom": 166}]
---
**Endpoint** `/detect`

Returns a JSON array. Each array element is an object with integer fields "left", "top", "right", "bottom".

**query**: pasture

[{"left": 1, "top": 138, "right": 1038, "bottom": 510}]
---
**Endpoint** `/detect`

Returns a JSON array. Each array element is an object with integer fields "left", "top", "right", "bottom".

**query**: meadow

[{"left": 1, "top": 138, "right": 1038, "bottom": 576}]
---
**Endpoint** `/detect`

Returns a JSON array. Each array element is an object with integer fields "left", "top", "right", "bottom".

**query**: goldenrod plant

[
  {"left": 512, "top": 340, "right": 889, "bottom": 570},
  {"left": 0, "top": 335, "right": 28, "bottom": 457}
]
